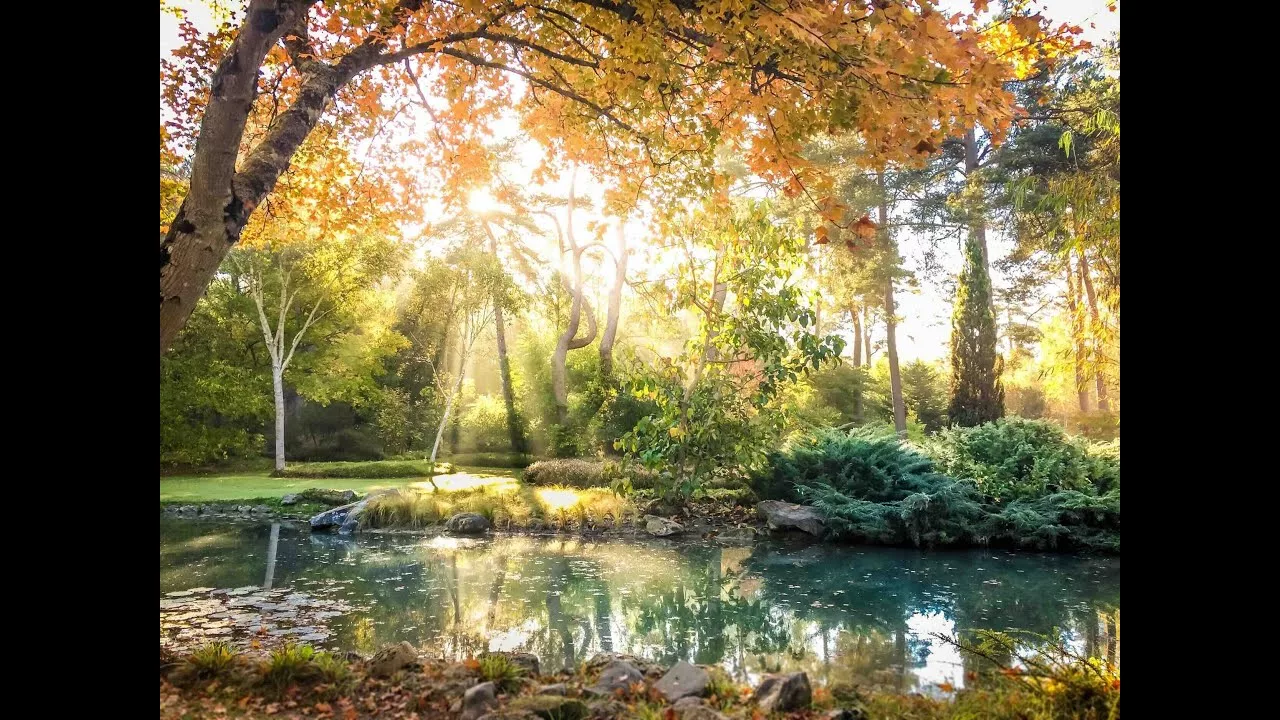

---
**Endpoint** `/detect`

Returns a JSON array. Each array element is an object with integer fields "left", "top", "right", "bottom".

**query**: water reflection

[{"left": 161, "top": 519, "right": 1119, "bottom": 691}]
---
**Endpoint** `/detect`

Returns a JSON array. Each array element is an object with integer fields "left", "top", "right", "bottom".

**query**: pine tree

[{"left": 948, "top": 239, "right": 1005, "bottom": 426}]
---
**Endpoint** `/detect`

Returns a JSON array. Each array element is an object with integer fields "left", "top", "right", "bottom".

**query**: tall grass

[{"left": 362, "top": 485, "right": 635, "bottom": 530}]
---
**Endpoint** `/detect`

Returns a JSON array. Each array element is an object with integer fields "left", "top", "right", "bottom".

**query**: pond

[{"left": 160, "top": 518, "right": 1119, "bottom": 695}]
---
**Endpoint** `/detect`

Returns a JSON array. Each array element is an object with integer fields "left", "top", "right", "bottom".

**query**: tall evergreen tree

[{"left": 948, "top": 239, "right": 1005, "bottom": 426}]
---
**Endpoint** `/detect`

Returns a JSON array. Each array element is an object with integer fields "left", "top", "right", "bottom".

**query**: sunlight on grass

[
  {"left": 409, "top": 471, "right": 520, "bottom": 494},
  {"left": 535, "top": 488, "right": 581, "bottom": 511}
]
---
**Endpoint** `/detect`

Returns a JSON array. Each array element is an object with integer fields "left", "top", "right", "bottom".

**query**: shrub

[
  {"left": 477, "top": 653, "right": 526, "bottom": 693},
  {"left": 446, "top": 452, "right": 536, "bottom": 468},
  {"left": 525, "top": 458, "right": 656, "bottom": 490},
  {"left": 261, "top": 643, "right": 319, "bottom": 690},
  {"left": 756, "top": 425, "right": 1119, "bottom": 551},
  {"left": 183, "top": 642, "right": 239, "bottom": 681},
  {"left": 458, "top": 395, "right": 512, "bottom": 452},
  {"left": 593, "top": 388, "right": 659, "bottom": 454},
  {"left": 752, "top": 426, "right": 936, "bottom": 504},
  {"left": 928, "top": 418, "right": 1119, "bottom": 502},
  {"left": 525, "top": 459, "right": 606, "bottom": 487}
]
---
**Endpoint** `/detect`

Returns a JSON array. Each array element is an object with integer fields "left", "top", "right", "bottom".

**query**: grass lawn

[{"left": 159, "top": 466, "right": 522, "bottom": 503}]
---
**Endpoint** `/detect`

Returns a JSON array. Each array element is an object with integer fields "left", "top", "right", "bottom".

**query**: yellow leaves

[{"left": 708, "top": 42, "right": 729, "bottom": 62}]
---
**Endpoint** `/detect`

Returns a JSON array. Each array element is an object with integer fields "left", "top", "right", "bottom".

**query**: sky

[{"left": 160, "top": 0, "right": 1119, "bottom": 363}]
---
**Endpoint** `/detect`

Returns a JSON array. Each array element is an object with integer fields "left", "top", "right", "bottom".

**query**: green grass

[
  {"left": 275, "top": 460, "right": 453, "bottom": 479},
  {"left": 160, "top": 466, "right": 522, "bottom": 503},
  {"left": 477, "top": 653, "right": 526, "bottom": 693}
]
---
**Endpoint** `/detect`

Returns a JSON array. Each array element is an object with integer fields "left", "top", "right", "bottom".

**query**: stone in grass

[
  {"left": 589, "top": 659, "right": 645, "bottom": 696},
  {"left": 644, "top": 515, "right": 684, "bottom": 537},
  {"left": 655, "top": 660, "right": 710, "bottom": 701},
  {"left": 537, "top": 683, "right": 568, "bottom": 696},
  {"left": 367, "top": 641, "right": 418, "bottom": 677},
  {"left": 461, "top": 682, "right": 500, "bottom": 720},
  {"left": 281, "top": 494, "right": 300, "bottom": 506},
  {"left": 823, "top": 709, "right": 867, "bottom": 720},
  {"left": 300, "top": 488, "right": 359, "bottom": 505},
  {"left": 751, "top": 671, "right": 812, "bottom": 713},
  {"left": 508, "top": 696, "right": 589, "bottom": 720},
  {"left": 445, "top": 512, "right": 492, "bottom": 534}
]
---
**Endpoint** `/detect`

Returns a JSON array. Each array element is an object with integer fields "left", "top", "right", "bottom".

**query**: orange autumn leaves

[{"left": 162, "top": 1, "right": 1089, "bottom": 240}]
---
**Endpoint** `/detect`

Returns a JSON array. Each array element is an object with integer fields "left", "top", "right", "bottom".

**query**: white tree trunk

[
  {"left": 430, "top": 346, "right": 470, "bottom": 466},
  {"left": 272, "top": 362, "right": 286, "bottom": 472}
]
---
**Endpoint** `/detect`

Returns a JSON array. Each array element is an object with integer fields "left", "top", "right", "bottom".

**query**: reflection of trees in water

[
  {"left": 735, "top": 542, "right": 1120, "bottom": 688},
  {"left": 161, "top": 523, "right": 1119, "bottom": 685}
]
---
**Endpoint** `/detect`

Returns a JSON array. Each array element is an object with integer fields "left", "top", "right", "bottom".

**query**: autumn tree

[{"left": 160, "top": 0, "right": 1075, "bottom": 355}]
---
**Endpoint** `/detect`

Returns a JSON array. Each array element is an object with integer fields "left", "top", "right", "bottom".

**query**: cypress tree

[{"left": 948, "top": 238, "right": 1005, "bottom": 426}]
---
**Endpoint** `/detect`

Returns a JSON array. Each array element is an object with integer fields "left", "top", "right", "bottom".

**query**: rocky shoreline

[
  {"left": 164, "top": 488, "right": 831, "bottom": 544},
  {"left": 161, "top": 642, "right": 864, "bottom": 720}
]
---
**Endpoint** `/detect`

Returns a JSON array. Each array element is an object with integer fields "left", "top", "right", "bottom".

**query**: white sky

[{"left": 160, "top": 0, "right": 1119, "bottom": 363}]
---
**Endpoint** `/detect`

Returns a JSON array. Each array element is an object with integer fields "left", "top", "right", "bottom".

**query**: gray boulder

[
  {"left": 644, "top": 515, "right": 684, "bottom": 537},
  {"left": 537, "top": 683, "right": 568, "bottom": 696},
  {"left": 461, "top": 682, "right": 499, "bottom": 720},
  {"left": 300, "top": 488, "right": 359, "bottom": 505},
  {"left": 823, "top": 709, "right": 866, "bottom": 720},
  {"left": 756, "top": 500, "right": 826, "bottom": 536},
  {"left": 281, "top": 494, "right": 300, "bottom": 506},
  {"left": 752, "top": 671, "right": 811, "bottom": 712},
  {"left": 589, "top": 659, "right": 644, "bottom": 696},
  {"left": 655, "top": 660, "right": 709, "bottom": 701},
  {"left": 445, "top": 512, "right": 492, "bottom": 534},
  {"left": 310, "top": 497, "right": 371, "bottom": 534},
  {"left": 367, "top": 641, "right": 418, "bottom": 677}
]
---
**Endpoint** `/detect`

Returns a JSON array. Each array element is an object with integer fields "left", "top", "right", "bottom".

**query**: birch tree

[{"left": 233, "top": 235, "right": 401, "bottom": 471}]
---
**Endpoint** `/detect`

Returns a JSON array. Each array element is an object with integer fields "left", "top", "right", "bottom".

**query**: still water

[{"left": 160, "top": 518, "right": 1119, "bottom": 693}]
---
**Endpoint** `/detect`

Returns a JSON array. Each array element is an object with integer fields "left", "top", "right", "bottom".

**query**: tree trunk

[
  {"left": 431, "top": 341, "right": 470, "bottom": 466},
  {"left": 1065, "top": 262, "right": 1089, "bottom": 413},
  {"left": 272, "top": 362, "right": 286, "bottom": 472},
  {"left": 879, "top": 176, "right": 907, "bottom": 439},
  {"left": 1078, "top": 250, "right": 1110, "bottom": 412},
  {"left": 850, "top": 306, "right": 862, "bottom": 366},
  {"left": 962, "top": 128, "right": 991, "bottom": 275},
  {"left": 551, "top": 174, "right": 597, "bottom": 425},
  {"left": 599, "top": 222, "right": 628, "bottom": 383},
  {"left": 482, "top": 221, "right": 527, "bottom": 453},
  {"left": 863, "top": 307, "right": 873, "bottom": 365}
]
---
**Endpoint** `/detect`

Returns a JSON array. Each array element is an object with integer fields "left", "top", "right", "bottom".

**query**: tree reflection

[{"left": 161, "top": 521, "right": 1120, "bottom": 688}]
